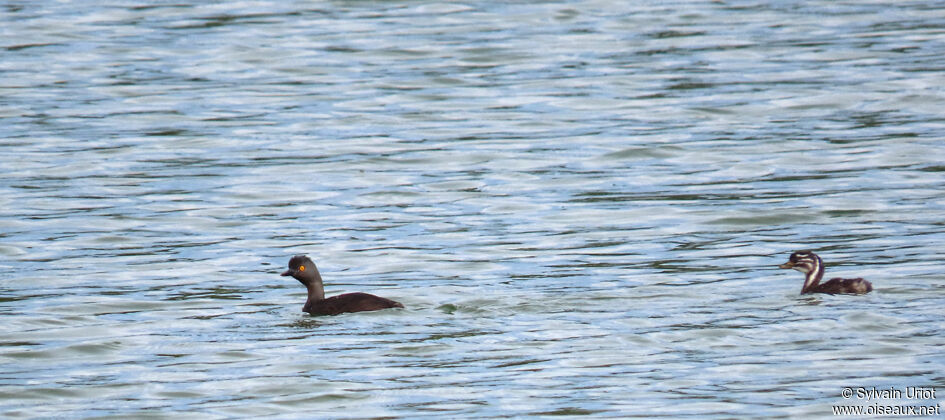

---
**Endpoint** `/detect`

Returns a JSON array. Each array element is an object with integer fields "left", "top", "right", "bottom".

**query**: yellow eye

[{"left": 299, "top": 265, "right": 305, "bottom": 272}]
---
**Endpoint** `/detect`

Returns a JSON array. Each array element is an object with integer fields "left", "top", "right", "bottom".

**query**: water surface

[{"left": 2, "top": 1, "right": 945, "bottom": 418}]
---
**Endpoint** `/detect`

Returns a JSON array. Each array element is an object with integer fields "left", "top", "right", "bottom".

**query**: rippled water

[{"left": 3, "top": 1, "right": 945, "bottom": 418}]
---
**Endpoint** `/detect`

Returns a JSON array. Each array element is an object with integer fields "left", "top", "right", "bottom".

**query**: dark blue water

[{"left": 2, "top": 1, "right": 944, "bottom": 418}]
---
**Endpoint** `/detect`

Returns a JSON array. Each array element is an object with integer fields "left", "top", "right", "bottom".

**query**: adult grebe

[
  {"left": 778, "top": 250, "right": 872, "bottom": 295},
  {"left": 280, "top": 255, "right": 404, "bottom": 315}
]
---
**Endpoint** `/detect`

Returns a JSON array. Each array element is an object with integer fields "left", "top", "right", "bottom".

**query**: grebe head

[
  {"left": 281, "top": 254, "right": 319, "bottom": 286},
  {"left": 778, "top": 250, "right": 820, "bottom": 274},
  {"left": 779, "top": 250, "right": 825, "bottom": 293}
]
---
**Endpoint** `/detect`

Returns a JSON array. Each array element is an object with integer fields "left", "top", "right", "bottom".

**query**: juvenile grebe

[
  {"left": 280, "top": 255, "right": 404, "bottom": 315},
  {"left": 778, "top": 251, "right": 872, "bottom": 295}
]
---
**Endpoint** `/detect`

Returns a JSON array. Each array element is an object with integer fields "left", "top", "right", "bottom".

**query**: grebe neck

[
  {"left": 306, "top": 269, "right": 325, "bottom": 301},
  {"left": 801, "top": 254, "right": 824, "bottom": 294}
]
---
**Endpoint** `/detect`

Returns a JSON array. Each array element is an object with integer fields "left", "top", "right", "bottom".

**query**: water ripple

[{"left": 3, "top": 0, "right": 945, "bottom": 418}]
